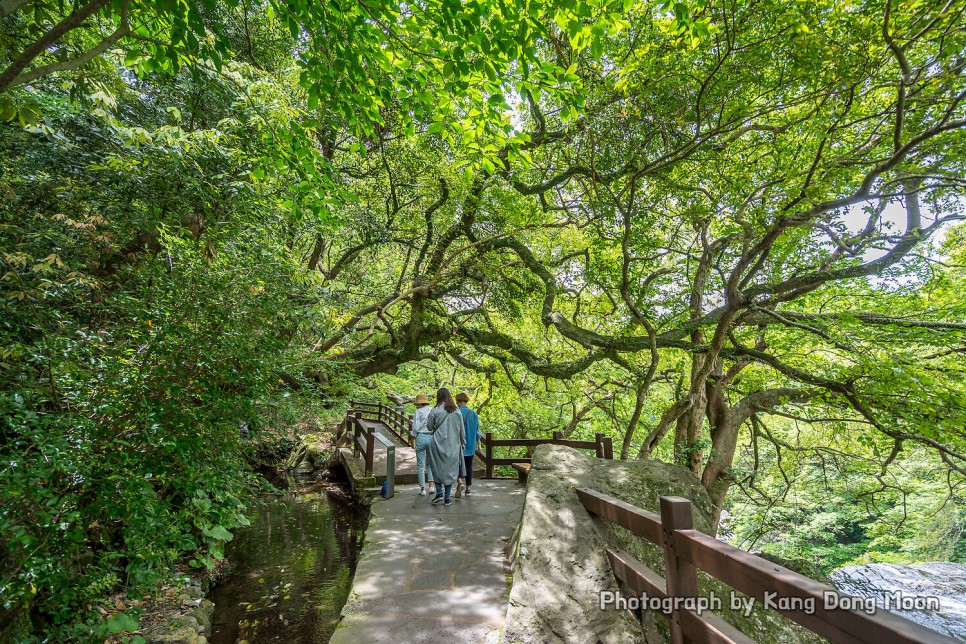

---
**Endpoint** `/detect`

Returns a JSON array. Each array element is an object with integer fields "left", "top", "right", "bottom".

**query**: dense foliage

[
  {"left": 0, "top": 71, "right": 315, "bottom": 638},
  {"left": 2, "top": 0, "right": 965, "bottom": 639}
]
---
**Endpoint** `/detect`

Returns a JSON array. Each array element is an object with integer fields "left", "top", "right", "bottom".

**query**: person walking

[
  {"left": 426, "top": 388, "right": 464, "bottom": 506},
  {"left": 410, "top": 394, "right": 434, "bottom": 495},
  {"left": 455, "top": 393, "right": 480, "bottom": 496}
]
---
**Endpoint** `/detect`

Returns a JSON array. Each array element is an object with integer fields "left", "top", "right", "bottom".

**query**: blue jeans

[
  {"left": 435, "top": 483, "right": 452, "bottom": 500},
  {"left": 415, "top": 433, "right": 434, "bottom": 488}
]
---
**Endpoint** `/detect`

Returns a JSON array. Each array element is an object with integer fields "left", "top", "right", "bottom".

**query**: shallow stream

[
  {"left": 207, "top": 476, "right": 368, "bottom": 644},
  {"left": 830, "top": 562, "right": 966, "bottom": 640}
]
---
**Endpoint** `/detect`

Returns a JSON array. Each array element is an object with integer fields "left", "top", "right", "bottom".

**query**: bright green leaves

[
  {"left": 553, "top": 0, "right": 633, "bottom": 56},
  {"left": 204, "top": 524, "right": 234, "bottom": 542},
  {"left": 653, "top": 0, "right": 717, "bottom": 44},
  {"left": 279, "top": 0, "right": 630, "bottom": 174},
  {"left": 0, "top": 92, "right": 42, "bottom": 126},
  {"left": 105, "top": 612, "right": 140, "bottom": 636}
]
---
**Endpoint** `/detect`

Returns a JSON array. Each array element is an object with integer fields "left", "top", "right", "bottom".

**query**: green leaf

[
  {"left": 206, "top": 525, "right": 233, "bottom": 541},
  {"left": 106, "top": 613, "right": 139, "bottom": 634}
]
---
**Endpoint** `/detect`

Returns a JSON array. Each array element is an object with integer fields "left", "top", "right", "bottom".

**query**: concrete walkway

[{"left": 330, "top": 480, "right": 525, "bottom": 644}]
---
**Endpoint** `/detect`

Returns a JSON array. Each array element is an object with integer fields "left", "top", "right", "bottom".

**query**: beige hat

[{"left": 415, "top": 394, "right": 430, "bottom": 405}]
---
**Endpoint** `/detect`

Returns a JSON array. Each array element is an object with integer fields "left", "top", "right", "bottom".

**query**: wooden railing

[
  {"left": 338, "top": 401, "right": 413, "bottom": 486},
  {"left": 480, "top": 430, "right": 614, "bottom": 478},
  {"left": 336, "top": 410, "right": 396, "bottom": 486},
  {"left": 347, "top": 400, "right": 412, "bottom": 447},
  {"left": 345, "top": 401, "right": 617, "bottom": 480},
  {"left": 341, "top": 413, "right": 396, "bottom": 495},
  {"left": 576, "top": 488, "right": 955, "bottom": 644}
]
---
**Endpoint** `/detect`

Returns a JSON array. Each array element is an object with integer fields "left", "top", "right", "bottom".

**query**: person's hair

[
  {"left": 436, "top": 388, "right": 457, "bottom": 414},
  {"left": 455, "top": 393, "right": 469, "bottom": 404}
]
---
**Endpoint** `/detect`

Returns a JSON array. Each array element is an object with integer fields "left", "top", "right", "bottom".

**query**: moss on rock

[{"left": 504, "top": 445, "right": 817, "bottom": 644}]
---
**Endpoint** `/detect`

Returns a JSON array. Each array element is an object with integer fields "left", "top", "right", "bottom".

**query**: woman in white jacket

[{"left": 411, "top": 394, "right": 434, "bottom": 495}]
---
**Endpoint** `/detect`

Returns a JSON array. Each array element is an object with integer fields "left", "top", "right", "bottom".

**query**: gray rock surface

[
  {"left": 504, "top": 445, "right": 811, "bottom": 644},
  {"left": 142, "top": 583, "right": 215, "bottom": 644},
  {"left": 284, "top": 433, "right": 329, "bottom": 475}
]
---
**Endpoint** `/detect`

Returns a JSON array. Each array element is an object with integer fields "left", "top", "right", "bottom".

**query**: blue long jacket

[{"left": 459, "top": 405, "right": 479, "bottom": 456}]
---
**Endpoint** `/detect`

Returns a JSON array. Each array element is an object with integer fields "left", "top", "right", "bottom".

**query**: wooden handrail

[
  {"left": 485, "top": 437, "right": 600, "bottom": 448},
  {"left": 348, "top": 400, "right": 614, "bottom": 478},
  {"left": 478, "top": 431, "right": 614, "bottom": 478},
  {"left": 606, "top": 548, "right": 754, "bottom": 644},
  {"left": 348, "top": 401, "right": 412, "bottom": 447},
  {"left": 576, "top": 487, "right": 956, "bottom": 644},
  {"left": 347, "top": 402, "right": 618, "bottom": 480},
  {"left": 577, "top": 487, "right": 663, "bottom": 544}
]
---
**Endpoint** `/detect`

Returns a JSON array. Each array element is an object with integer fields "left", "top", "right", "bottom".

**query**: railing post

[
  {"left": 552, "top": 430, "right": 562, "bottom": 442},
  {"left": 595, "top": 433, "right": 605, "bottom": 458},
  {"left": 660, "top": 496, "right": 699, "bottom": 644},
  {"left": 365, "top": 428, "right": 375, "bottom": 477},
  {"left": 352, "top": 418, "right": 361, "bottom": 458},
  {"left": 485, "top": 432, "right": 493, "bottom": 478},
  {"left": 399, "top": 410, "right": 413, "bottom": 447},
  {"left": 353, "top": 411, "right": 363, "bottom": 459},
  {"left": 603, "top": 436, "right": 614, "bottom": 459}
]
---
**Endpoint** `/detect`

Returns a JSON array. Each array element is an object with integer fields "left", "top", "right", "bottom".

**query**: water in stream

[
  {"left": 208, "top": 476, "right": 368, "bottom": 644},
  {"left": 830, "top": 562, "right": 966, "bottom": 639}
]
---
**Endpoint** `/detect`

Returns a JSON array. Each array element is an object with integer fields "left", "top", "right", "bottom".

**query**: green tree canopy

[{"left": 2, "top": 0, "right": 965, "bottom": 638}]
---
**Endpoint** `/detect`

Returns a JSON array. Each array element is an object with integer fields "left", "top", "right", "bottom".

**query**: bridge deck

[
  {"left": 334, "top": 420, "right": 485, "bottom": 489},
  {"left": 330, "top": 479, "right": 525, "bottom": 644},
  {"left": 356, "top": 418, "right": 410, "bottom": 446}
]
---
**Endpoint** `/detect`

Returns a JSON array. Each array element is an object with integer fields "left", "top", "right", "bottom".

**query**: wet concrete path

[{"left": 329, "top": 479, "right": 525, "bottom": 644}]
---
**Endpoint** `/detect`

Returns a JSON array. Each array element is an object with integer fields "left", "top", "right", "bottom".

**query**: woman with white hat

[{"left": 411, "top": 393, "right": 434, "bottom": 495}]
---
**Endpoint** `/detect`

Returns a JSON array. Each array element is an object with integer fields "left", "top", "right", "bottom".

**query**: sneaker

[
  {"left": 432, "top": 495, "right": 444, "bottom": 504},
  {"left": 418, "top": 488, "right": 427, "bottom": 496},
  {"left": 465, "top": 486, "right": 471, "bottom": 496},
  {"left": 455, "top": 483, "right": 465, "bottom": 498},
  {"left": 444, "top": 498, "right": 453, "bottom": 506}
]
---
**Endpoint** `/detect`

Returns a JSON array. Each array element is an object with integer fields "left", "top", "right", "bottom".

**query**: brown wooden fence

[
  {"left": 346, "top": 401, "right": 615, "bottom": 479},
  {"left": 480, "top": 430, "right": 614, "bottom": 478},
  {"left": 347, "top": 400, "right": 412, "bottom": 447},
  {"left": 576, "top": 487, "right": 956, "bottom": 644}
]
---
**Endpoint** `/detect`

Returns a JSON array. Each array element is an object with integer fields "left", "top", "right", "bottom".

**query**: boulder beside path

[{"left": 504, "top": 444, "right": 811, "bottom": 643}]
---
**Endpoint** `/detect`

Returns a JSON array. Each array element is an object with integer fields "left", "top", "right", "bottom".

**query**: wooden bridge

[
  {"left": 329, "top": 400, "right": 613, "bottom": 494},
  {"left": 328, "top": 401, "right": 955, "bottom": 644}
]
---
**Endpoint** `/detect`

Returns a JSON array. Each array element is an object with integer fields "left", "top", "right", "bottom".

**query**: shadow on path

[{"left": 329, "top": 479, "right": 525, "bottom": 644}]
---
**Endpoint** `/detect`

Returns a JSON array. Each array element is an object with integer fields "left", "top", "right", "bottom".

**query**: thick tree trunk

[
  {"left": 619, "top": 381, "right": 647, "bottom": 460},
  {"left": 675, "top": 349, "right": 708, "bottom": 475},
  {"left": 706, "top": 478, "right": 732, "bottom": 534},
  {"left": 700, "top": 387, "right": 818, "bottom": 533}
]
